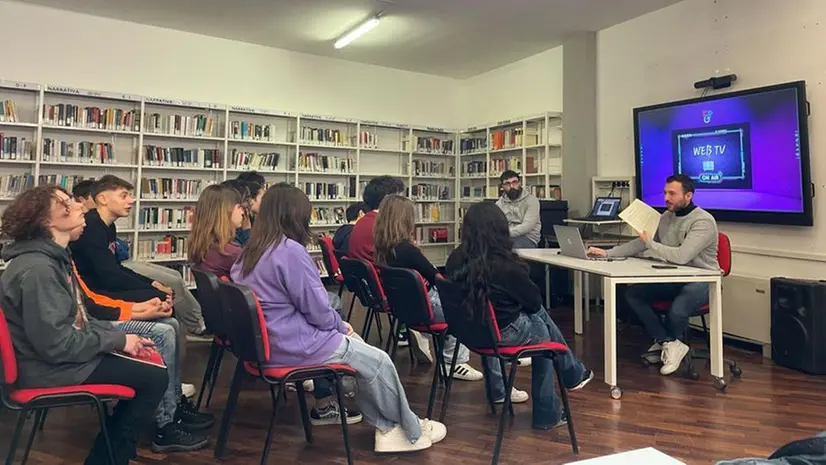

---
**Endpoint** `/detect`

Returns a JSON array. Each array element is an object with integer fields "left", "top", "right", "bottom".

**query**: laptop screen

[{"left": 590, "top": 197, "right": 622, "bottom": 217}]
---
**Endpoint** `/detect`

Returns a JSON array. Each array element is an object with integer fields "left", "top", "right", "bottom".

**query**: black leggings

[{"left": 82, "top": 355, "right": 168, "bottom": 465}]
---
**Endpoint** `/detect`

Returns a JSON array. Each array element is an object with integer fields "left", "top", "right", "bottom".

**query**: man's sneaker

[
  {"left": 151, "top": 421, "right": 209, "bottom": 453},
  {"left": 177, "top": 395, "right": 215, "bottom": 431},
  {"left": 516, "top": 357, "right": 532, "bottom": 367},
  {"left": 420, "top": 418, "right": 447, "bottom": 444},
  {"left": 309, "top": 402, "right": 363, "bottom": 426},
  {"left": 643, "top": 342, "right": 663, "bottom": 364},
  {"left": 302, "top": 380, "right": 315, "bottom": 392},
  {"left": 493, "top": 387, "right": 529, "bottom": 404},
  {"left": 396, "top": 329, "right": 410, "bottom": 348},
  {"left": 181, "top": 383, "right": 196, "bottom": 399},
  {"left": 660, "top": 340, "right": 690, "bottom": 376},
  {"left": 533, "top": 415, "right": 568, "bottom": 431},
  {"left": 409, "top": 330, "right": 433, "bottom": 364},
  {"left": 186, "top": 328, "right": 213, "bottom": 343},
  {"left": 374, "top": 424, "right": 432, "bottom": 453},
  {"left": 448, "top": 363, "right": 484, "bottom": 381},
  {"left": 568, "top": 369, "right": 594, "bottom": 391}
]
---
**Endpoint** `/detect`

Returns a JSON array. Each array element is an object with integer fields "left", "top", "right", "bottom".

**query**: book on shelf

[
  {"left": 298, "top": 153, "right": 354, "bottom": 173},
  {"left": 230, "top": 120, "right": 278, "bottom": 141},
  {"left": 415, "top": 203, "right": 444, "bottom": 223},
  {"left": 139, "top": 206, "right": 195, "bottom": 230},
  {"left": 460, "top": 136, "right": 486, "bottom": 154},
  {"left": 358, "top": 131, "right": 379, "bottom": 148},
  {"left": 43, "top": 104, "right": 139, "bottom": 132},
  {"left": 314, "top": 257, "right": 328, "bottom": 278},
  {"left": 414, "top": 136, "right": 454, "bottom": 154},
  {"left": 42, "top": 138, "right": 115, "bottom": 164},
  {"left": 300, "top": 126, "right": 347, "bottom": 146},
  {"left": 143, "top": 146, "right": 221, "bottom": 168},
  {"left": 140, "top": 178, "right": 207, "bottom": 200},
  {"left": 146, "top": 113, "right": 216, "bottom": 137},
  {"left": 531, "top": 185, "right": 561, "bottom": 200},
  {"left": 303, "top": 181, "right": 355, "bottom": 200},
  {"left": 165, "top": 263, "right": 195, "bottom": 288},
  {"left": 229, "top": 150, "right": 283, "bottom": 171},
  {"left": 38, "top": 175, "right": 96, "bottom": 192},
  {"left": 310, "top": 207, "right": 346, "bottom": 226},
  {"left": 0, "top": 134, "right": 32, "bottom": 160},
  {"left": 136, "top": 235, "right": 188, "bottom": 260},
  {"left": 0, "top": 174, "right": 35, "bottom": 198},
  {"left": 490, "top": 127, "right": 537, "bottom": 150},
  {"left": 461, "top": 160, "right": 487, "bottom": 177},
  {"left": 110, "top": 348, "right": 166, "bottom": 368},
  {"left": 409, "top": 183, "right": 451, "bottom": 201},
  {"left": 489, "top": 156, "right": 522, "bottom": 176},
  {"left": 414, "top": 226, "right": 449, "bottom": 244},
  {"left": 1, "top": 99, "right": 19, "bottom": 123},
  {"left": 461, "top": 186, "right": 486, "bottom": 199},
  {"left": 412, "top": 160, "right": 453, "bottom": 177}
]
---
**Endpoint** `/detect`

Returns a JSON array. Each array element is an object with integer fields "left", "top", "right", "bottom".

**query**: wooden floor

[{"left": 4, "top": 306, "right": 826, "bottom": 465}]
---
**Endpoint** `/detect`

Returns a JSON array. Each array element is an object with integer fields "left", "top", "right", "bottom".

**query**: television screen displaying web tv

[{"left": 633, "top": 81, "right": 813, "bottom": 226}]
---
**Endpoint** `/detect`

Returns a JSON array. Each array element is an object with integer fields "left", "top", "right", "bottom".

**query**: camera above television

[{"left": 633, "top": 80, "right": 813, "bottom": 226}]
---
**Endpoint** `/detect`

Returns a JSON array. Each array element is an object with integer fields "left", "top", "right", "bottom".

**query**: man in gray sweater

[
  {"left": 496, "top": 170, "right": 541, "bottom": 248},
  {"left": 589, "top": 174, "right": 719, "bottom": 376}
]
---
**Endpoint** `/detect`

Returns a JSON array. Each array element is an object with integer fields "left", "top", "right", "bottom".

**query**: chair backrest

[
  {"left": 376, "top": 266, "right": 434, "bottom": 327},
  {"left": 333, "top": 249, "right": 359, "bottom": 293},
  {"left": 216, "top": 280, "right": 270, "bottom": 365},
  {"left": 434, "top": 277, "right": 501, "bottom": 350},
  {"left": 318, "top": 236, "right": 343, "bottom": 283},
  {"left": 0, "top": 308, "right": 18, "bottom": 386},
  {"left": 339, "top": 257, "right": 389, "bottom": 312},
  {"left": 191, "top": 267, "right": 231, "bottom": 338},
  {"left": 718, "top": 232, "right": 732, "bottom": 277}
]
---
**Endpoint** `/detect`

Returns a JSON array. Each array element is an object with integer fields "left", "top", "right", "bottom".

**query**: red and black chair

[
  {"left": 318, "top": 235, "right": 345, "bottom": 299},
  {"left": 213, "top": 280, "right": 355, "bottom": 465},
  {"left": 377, "top": 266, "right": 449, "bottom": 417},
  {"left": 191, "top": 268, "right": 233, "bottom": 410},
  {"left": 435, "top": 277, "right": 579, "bottom": 465},
  {"left": 641, "top": 232, "right": 742, "bottom": 384},
  {"left": 333, "top": 249, "right": 361, "bottom": 322},
  {"left": 0, "top": 308, "right": 136, "bottom": 465},
  {"left": 338, "top": 257, "right": 388, "bottom": 344}
]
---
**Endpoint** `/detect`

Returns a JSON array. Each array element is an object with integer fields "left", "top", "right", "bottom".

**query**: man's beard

[{"left": 506, "top": 188, "right": 522, "bottom": 200}]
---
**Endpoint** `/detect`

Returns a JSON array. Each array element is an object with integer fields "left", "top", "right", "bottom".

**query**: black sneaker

[
  {"left": 532, "top": 415, "right": 568, "bottom": 431},
  {"left": 151, "top": 421, "right": 209, "bottom": 453},
  {"left": 176, "top": 395, "right": 215, "bottom": 431},
  {"left": 568, "top": 369, "right": 594, "bottom": 392},
  {"left": 309, "top": 402, "right": 363, "bottom": 426}
]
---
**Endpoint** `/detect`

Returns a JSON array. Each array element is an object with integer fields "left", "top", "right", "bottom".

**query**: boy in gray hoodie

[{"left": 495, "top": 170, "right": 541, "bottom": 248}]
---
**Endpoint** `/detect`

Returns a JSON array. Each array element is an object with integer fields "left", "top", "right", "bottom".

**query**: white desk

[
  {"left": 563, "top": 219, "right": 623, "bottom": 226},
  {"left": 516, "top": 249, "right": 724, "bottom": 399},
  {"left": 565, "top": 447, "right": 685, "bottom": 464}
]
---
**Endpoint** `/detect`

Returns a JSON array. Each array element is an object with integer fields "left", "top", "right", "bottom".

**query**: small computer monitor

[{"left": 590, "top": 197, "right": 622, "bottom": 218}]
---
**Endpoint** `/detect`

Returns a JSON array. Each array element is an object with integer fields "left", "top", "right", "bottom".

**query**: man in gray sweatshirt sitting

[
  {"left": 496, "top": 170, "right": 541, "bottom": 249},
  {"left": 588, "top": 174, "right": 719, "bottom": 376}
]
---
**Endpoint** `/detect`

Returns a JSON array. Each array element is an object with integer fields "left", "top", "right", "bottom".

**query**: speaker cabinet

[{"left": 770, "top": 277, "right": 826, "bottom": 375}]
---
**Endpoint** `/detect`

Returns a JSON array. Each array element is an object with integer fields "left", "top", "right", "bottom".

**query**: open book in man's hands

[
  {"left": 618, "top": 199, "right": 662, "bottom": 238},
  {"left": 111, "top": 347, "right": 166, "bottom": 369}
]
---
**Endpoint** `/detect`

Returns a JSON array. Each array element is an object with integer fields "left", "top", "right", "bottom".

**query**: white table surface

[
  {"left": 565, "top": 447, "right": 685, "bottom": 464},
  {"left": 516, "top": 249, "right": 722, "bottom": 278}
]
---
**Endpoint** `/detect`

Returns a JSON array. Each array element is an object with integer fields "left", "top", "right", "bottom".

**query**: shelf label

[
  {"left": 230, "top": 106, "right": 294, "bottom": 117},
  {"left": 496, "top": 119, "right": 512, "bottom": 126},
  {"left": 47, "top": 85, "right": 140, "bottom": 101},
  {"left": 0, "top": 80, "right": 40, "bottom": 91},
  {"left": 301, "top": 113, "right": 357, "bottom": 124},
  {"left": 146, "top": 97, "right": 223, "bottom": 110}
]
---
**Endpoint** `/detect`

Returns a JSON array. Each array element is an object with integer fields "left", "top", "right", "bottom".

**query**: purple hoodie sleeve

[{"left": 280, "top": 242, "right": 348, "bottom": 335}]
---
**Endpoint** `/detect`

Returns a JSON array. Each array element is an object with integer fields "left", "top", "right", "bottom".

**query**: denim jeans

[
  {"left": 113, "top": 317, "right": 180, "bottom": 428},
  {"left": 624, "top": 282, "right": 709, "bottom": 343},
  {"left": 484, "top": 309, "right": 587, "bottom": 427},
  {"left": 511, "top": 236, "right": 538, "bottom": 249},
  {"left": 122, "top": 261, "right": 204, "bottom": 335},
  {"left": 429, "top": 288, "right": 470, "bottom": 365},
  {"left": 323, "top": 335, "right": 423, "bottom": 442}
]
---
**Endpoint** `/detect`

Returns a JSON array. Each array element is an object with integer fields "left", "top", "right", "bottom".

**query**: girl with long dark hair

[{"left": 445, "top": 202, "right": 593, "bottom": 430}]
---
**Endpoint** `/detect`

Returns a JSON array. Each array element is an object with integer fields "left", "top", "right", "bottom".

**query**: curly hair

[{"left": 1, "top": 185, "right": 68, "bottom": 241}]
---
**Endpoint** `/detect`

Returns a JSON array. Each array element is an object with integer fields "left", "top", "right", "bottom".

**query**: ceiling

[{"left": 13, "top": 0, "right": 682, "bottom": 79}]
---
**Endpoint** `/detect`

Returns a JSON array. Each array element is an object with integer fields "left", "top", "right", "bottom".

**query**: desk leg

[
  {"left": 573, "top": 271, "right": 583, "bottom": 335},
  {"left": 709, "top": 278, "right": 725, "bottom": 388},
  {"left": 604, "top": 277, "right": 620, "bottom": 399},
  {"left": 584, "top": 275, "right": 591, "bottom": 323}
]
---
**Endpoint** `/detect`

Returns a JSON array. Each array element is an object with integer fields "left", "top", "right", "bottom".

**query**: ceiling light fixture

[{"left": 334, "top": 16, "right": 381, "bottom": 49}]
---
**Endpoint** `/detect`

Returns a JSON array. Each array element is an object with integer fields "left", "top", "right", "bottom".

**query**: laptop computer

[
  {"left": 572, "top": 197, "right": 622, "bottom": 221},
  {"left": 553, "top": 225, "right": 609, "bottom": 261}
]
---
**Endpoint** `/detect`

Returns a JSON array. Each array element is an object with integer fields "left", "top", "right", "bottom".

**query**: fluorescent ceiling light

[{"left": 334, "top": 17, "right": 380, "bottom": 49}]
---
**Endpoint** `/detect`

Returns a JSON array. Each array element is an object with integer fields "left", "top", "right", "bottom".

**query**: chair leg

[
  {"left": 214, "top": 361, "right": 245, "bottom": 459},
  {"left": 374, "top": 311, "right": 384, "bottom": 344},
  {"left": 197, "top": 342, "right": 220, "bottom": 410},
  {"left": 345, "top": 294, "right": 356, "bottom": 322},
  {"left": 439, "top": 346, "right": 461, "bottom": 423},
  {"left": 92, "top": 399, "right": 117, "bottom": 465},
  {"left": 362, "top": 307, "right": 374, "bottom": 342},
  {"left": 333, "top": 373, "right": 354, "bottom": 465},
  {"left": 295, "top": 382, "right": 314, "bottom": 444},
  {"left": 206, "top": 346, "right": 226, "bottom": 408},
  {"left": 384, "top": 316, "right": 398, "bottom": 354},
  {"left": 426, "top": 334, "right": 444, "bottom": 419},
  {"left": 6, "top": 410, "right": 27, "bottom": 465},
  {"left": 553, "top": 358, "right": 579, "bottom": 454},
  {"left": 337, "top": 282, "right": 344, "bottom": 298},
  {"left": 479, "top": 356, "right": 497, "bottom": 415},
  {"left": 20, "top": 409, "right": 41, "bottom": 465},
  {"left": 260, "top": 384, "right": 284, "bottom": 465},
  {"left": 36, "top": 409, "right": 48, "bottom": 431},
  {"left": 491, "top": 359, "right": 518, "bottom": 465}
]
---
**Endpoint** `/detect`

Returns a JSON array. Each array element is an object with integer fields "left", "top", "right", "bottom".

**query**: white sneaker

[
  {"left": 409, "top": 330, "right": 433, "bottom": 364},
  {"left": 660, "top": 340, "right": 689, "bottom": 375},
  {"left": 643, "top": 342, "right": 663, "bottom": 364},
  {"left": 181, "top": 383, "right": 196, "bottom": 398},
  {"left": 303, "top": 380, "right": 315, "bottom": 392},
  {"left": 493, "top": 387, "right": 529, "bottom": 404},
  {"left": 449, "top": 363, "right": 483, "bottom": 381},
  {"left": 517, "top": 357, "right": 532, "bottom": 367},
  {"left": 421, "top": 418, "right": 447, "bottom": 444},
  {"left": 374, "top": 424, "right": 432, "bottom": 453}
]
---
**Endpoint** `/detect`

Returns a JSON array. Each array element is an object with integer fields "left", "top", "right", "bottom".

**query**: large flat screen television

[{"left": 633, "top": 81, "right": 813, "bottom": 226}]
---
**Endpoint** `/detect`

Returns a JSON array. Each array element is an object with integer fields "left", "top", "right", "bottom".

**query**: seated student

[
  {"left": 333, "top": 202, "right": 366, "bottom": 253},
  {"left": 588, "top": 174, "right": 719, "bottom": 375},
  {"left": 72, "top": 179, "right": 98, "bottom": 211},
  {"left": 230, "top": 172, "right": 266, "bottom": 247},
  {"left": 71, "top": 176, "right": 208, "bottom": 341},
  {"left": 373, "top": 194, "right": 483, "bottom": 382},
  {"left": 69, "top": 225, "right": 213, "bottom": 452},
  {"left": 495, "top": 170, "right": 541, "bottom": 249},
  {"left": 231, "top": 184, "right": 446, "bottom": 452},
  {"left": 0, "top": 185, "right": 168, "bottom": 465},
  {"left": 446, "top": 202, "right": 593, "bottom": 426},
  {"left": 189, "top": 185, "right": 245, "bottom": 278}
]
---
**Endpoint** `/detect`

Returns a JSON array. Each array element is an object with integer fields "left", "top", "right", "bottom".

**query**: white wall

[
  {"left": 597, "top": 0, "right": 826, "bottom": 279},
  {"left": 0, "top": 1, "right": 462, "bottom": 128},
  {"left": 459, "top": 47, "right": 564, "bottom": 127}
]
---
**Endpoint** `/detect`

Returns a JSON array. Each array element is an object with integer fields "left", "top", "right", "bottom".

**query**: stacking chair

[
  {"left": 318, "top": 236, "right": 345, "bottom": 298},
  {"left": 191, "top": 268, "right": 232, "bottom": 409},
  {"left": 435, "top": 277, "right": 579, "bottom": 465},
  {"left": 338, "top": 257, "right": 387, "bottom": 344},
  {"left": 213, "top": 280, "right": 355, "bottom": 465},
  {"left": 333, "top": 249, "right": 360, "bottom": 322},
  {"left": 0, "top": 308, "right": 135, "bottom": 465}
]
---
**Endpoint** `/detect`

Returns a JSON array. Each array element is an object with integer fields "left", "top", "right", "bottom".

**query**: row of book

[
  {"left": 230, "top": 121, "right": 279, "bottom": 142},
  {"left": 460, "top": 137, "right": 487, "bottom": 154},
  {"left": 139, "top": 178, "right": 209, "bottom": 200},
  {"left": 461, "top": 160, "right": 487, "bottom": 177},
  {"left": 0, "top": 174, "right": 35, "bottom": 197},
  {"left": 43, "top": 104, "right": 139, "bottom": 132},
  {"left": 297, "top": 153, "right": 355, "bottom": 173},
  {"left": 412, "top": 160, "right": 453, "bottom": 177},
  {"left": 1, "top": 134, "right": 32, "bottom": 160},
  {"left": 303, "top": 181, "right": 356, "bottom": 200},
  {"left": 409, "top": 184, "right": 451, "bottom": 201},
  {"left": 490, "top": 127, "right": 538, "bottom": 151},
  {"left": 489, "top": 156, "right": 522, "bottom": 176},
  {"left": 138, "top": 206, "right": 195, "bottom": 230},
  {"left": 416, "top": 203, "right": 447, "bottom": 223},
  {"left": 230, "top": 150, "right": 283, "bottom": 171},
  {"left": 414, "top": 136, "right": 454, "bottom": 155},
  {"left": 134, "top": 235, "right": 188, "bottom": 260},
  {"left": 143, "top": 146, "right": 221, "bottom": 168},
  {"left": 145, "top": 113, "right": 217, "bottom": 138},
  {"left": 310, "top": 207, "right": 347, "bottom": 226},
  {"left": 38, "top": 174, "right": 96, "bottom": 193},
  {"left": 300, "top": 127, "right": 347, "bottom": 146},
  {"left": 42, "top": 139, "right": 115, "bottom": 164},
  {"left": 1, "top": 99, "right": 18, "bottom": 123}
]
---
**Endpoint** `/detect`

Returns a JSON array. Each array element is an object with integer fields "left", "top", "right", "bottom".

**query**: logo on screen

[{"left": 702, "top": 110, "right": 713, "bottom": 124}]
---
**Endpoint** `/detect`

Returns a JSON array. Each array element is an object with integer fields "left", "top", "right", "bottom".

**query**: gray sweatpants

[{"left": 121, "top": 261, "right": 205, "bottom": 335}]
